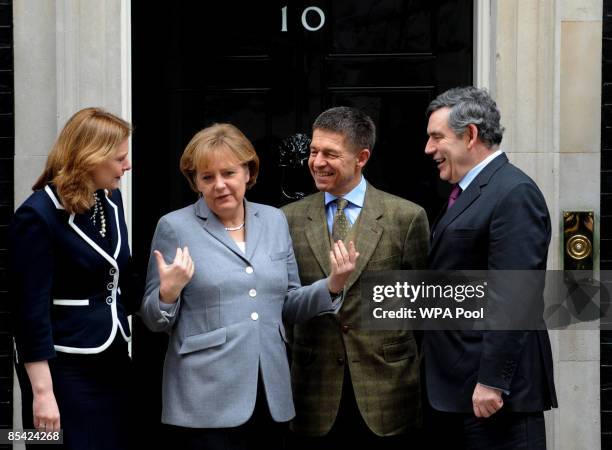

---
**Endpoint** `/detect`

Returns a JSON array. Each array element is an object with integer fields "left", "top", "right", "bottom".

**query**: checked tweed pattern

[
  {"left": 332, "top": 198, "right": 350, "bottom": 242},
  {"left": 281, "top": 186, "right": 430, "bottom": 436}
]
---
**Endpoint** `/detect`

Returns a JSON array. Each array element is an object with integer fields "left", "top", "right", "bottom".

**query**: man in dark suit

[
  {"left": 423, "top": 87, "right": 558, "bottom": 449},
  {"left": 282, "top": 106, "right": 429, "bottom": 449}
]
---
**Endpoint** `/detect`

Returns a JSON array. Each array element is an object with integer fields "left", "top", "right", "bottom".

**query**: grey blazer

[{"left": 140, "top": 198, "right": 336, "bottom": 428}]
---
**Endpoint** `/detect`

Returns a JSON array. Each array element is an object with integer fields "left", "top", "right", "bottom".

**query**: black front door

[{"left": 131, "top": 0, "right": 472, "bottom": 441}]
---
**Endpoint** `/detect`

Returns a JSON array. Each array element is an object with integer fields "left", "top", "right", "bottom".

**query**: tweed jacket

[
  {"left": 140, "top": 198, "right": 337, "bottom": 428},
  {"left": 282, "top": 183, "right": 429, "bottom": 436}
]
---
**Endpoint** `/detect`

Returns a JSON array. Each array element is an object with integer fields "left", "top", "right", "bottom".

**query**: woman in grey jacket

[{"left": 140, "top": 123, "right": 357, "bottom": 450}]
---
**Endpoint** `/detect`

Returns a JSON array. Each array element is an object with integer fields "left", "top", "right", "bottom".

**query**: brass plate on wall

[{"left": 563, "top": 211, "right": 594, "bottom": 270}]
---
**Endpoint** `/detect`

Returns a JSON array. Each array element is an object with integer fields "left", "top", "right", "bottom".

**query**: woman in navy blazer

[
  {"left": 140, "top": 123, "right": 358, "bottom": 450},
  {"left": 10, "top": 108, "right": 137, "bottom": 449}
]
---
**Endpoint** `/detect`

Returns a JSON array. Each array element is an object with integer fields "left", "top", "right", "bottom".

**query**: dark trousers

[
  {"left": 169, "top": 378, "right": 286, "bottom": 450},
  {"left": 425, "top": 406, "right": 546, "bottom": 450},
  {"left": 16, "top": 341, "right": 134, "bottom": 450},
  {"left": 288, "top": 366, "right": 414, "bottom": 450}
]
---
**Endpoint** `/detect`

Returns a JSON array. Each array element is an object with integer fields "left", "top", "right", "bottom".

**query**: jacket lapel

[
  {"left": 344, "top": 184, "right": 383, "bottom": 292},
  {"left": 194, "top": 197, "right": 248, "bottom": 261},
  {"left": 244, "top": 200, "right": 262, "bottom": 262},
  {"left": 72, "top": 210, "right": 108, "bottom": 250},
  {"left": 430, "top": 153, "right": 509, "bottom": 252},
  {"left": 104, "top": 192, "right": 122, "bottom": 259},
  {"left": 302, "top": 185, "right": 384, "bottom": 291},
  {"left": 305, "top": 192, "right": 332, "bottom": 276},
  {"left": 45, "top": 185, "right": 119, "bottom": 268}
]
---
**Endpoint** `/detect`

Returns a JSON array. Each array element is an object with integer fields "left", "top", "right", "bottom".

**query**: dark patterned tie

[
  {"left": 332, "top": 198, "right": 350, "bottom": 242},
  {"left": 448, "top": 184, "right": 462, "bottom": 209}
]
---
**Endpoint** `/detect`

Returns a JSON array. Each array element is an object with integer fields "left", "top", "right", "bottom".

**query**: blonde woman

[
  {"left": 10, "top": 107, "right": 137, "bottom": 449},
  {"left": 140, "top": 123, "right": 358, "bottom": 450}
]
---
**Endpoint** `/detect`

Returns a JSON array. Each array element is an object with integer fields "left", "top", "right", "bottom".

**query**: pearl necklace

[
  {"left": 91, "top": 192, "right": 107, "bottom": 238},
  {"left": 224, "top": 222, "right": 245, "bottom": 232}
]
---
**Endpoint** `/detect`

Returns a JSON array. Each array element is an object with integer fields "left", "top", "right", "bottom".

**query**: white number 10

[{"left": 281, "top": 6, "right": 326, "bottom": 32}]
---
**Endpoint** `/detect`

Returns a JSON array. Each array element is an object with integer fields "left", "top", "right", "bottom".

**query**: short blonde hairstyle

[
  {"left": 180, "top": 123, "right": 260, "bottom": 193},
  {"left": 33, "top": 107, "right": 132, "bottom": 214}
]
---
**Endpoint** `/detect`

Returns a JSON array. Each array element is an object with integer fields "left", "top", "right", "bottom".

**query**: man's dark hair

[
  {"left": 313, "top": 106, "right": 376, "bottom": 152},
  {"left": 426, "top": 86, "right": 505, "bottom": 147}
]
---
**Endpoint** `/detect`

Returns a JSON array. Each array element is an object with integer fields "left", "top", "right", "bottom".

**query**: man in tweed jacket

[{"left": 282, "top": 106, "right": 429, "bottom": 449}]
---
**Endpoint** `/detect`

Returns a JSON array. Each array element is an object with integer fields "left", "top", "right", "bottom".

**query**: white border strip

[
  {"left": 120, "top": 0, "right": 134, "bottom": 358},
  {"left": 53, "top": 299, "right": 90, "bottom": 306},
  {"left": 120, "top": 0, "right": 133, "bottom": 248},
  {"left": 44, "top": 185, "right": 64, "bottom": 209},
  {"left": 474, "top": 0, "right": 492, "bottom": 90}
]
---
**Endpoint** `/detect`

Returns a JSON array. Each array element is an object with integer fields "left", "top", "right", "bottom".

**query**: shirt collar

[
  {"left": 324, "top": 176, "right": 367, "bottom": 207},
  {"left": 458, "top": 149, "right": 503, "bottom": 191}
]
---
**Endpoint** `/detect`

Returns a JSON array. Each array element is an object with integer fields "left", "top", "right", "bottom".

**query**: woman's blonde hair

[
  {"left": 33, "top": 107, "right": 132, "bottom": 214},
  {"left": 180, "top": 123, "right": 260, "bottom": 193}
]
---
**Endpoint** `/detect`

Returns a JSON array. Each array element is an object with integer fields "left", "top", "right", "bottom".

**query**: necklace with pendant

[{"left": 91, "top": 192, "right": 107, "bottom": 238}]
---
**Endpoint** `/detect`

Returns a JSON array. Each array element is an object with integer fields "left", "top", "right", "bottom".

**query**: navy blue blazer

[
  {"left": 425, "top": 153, "right": 558, "bottom": 413},
  {"left": 9, "top": 185, "right": 137, "bottom": 363}
]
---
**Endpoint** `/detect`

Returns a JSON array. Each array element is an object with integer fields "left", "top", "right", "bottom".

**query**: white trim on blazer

[
  {"left": 44, "top": 186, "right": 131, "bottom": 354},
  {"left": 105, "top": 193, "right": 130, "bottom": 341},
  {"left": 44, "top": 185, "right": 64, "bottom": 209},
  {"left": 53, "top": 299, "right": 90, "bottom": 306}
]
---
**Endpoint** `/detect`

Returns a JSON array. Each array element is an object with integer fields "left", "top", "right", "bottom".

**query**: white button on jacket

[{"left": 140, "top": 198, "right": 340, "bottom": 429}]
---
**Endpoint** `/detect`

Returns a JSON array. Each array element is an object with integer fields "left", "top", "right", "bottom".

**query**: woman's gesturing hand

[
  {"left": 328, "top": 240, "right": 359, "bottom": 294},
  {"left": 155, "top": 246, "right": 195, "bottom": 303}
]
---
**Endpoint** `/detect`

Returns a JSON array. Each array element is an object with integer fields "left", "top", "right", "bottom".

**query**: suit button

[
  {"left": 106, "top": 297, "right": 113, "bottom": 305},
  {"left": 337, "top": 357, "right": 345, "bottom": 365},
  {"left": 251, "top": 312, "right": 259, "bottom": 321},
  {"left": 249, "top": 289, "right": 257, "bottom": 298},
  {"left": 107, "top": 283, "right": 114, "bottom": 290},
  {"left": 109, "top": 268, "right": 117, "bottom": 275},
  {"left": 246, "top": 266, "right": 254, "bottom": 274},
  {"left": 341, "top": 325, "right": 350, "bottom": 334}
]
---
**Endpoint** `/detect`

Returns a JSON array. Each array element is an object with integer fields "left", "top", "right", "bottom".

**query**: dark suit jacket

[
  {"left": 424, "top": 153, "right": 558, "bottom": 413},
  {"left": 282, "top": 183, "right": 430, "bottom": 436},
  {"left": 9, "top": 185, "right": 137, "bottom": 362}
]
